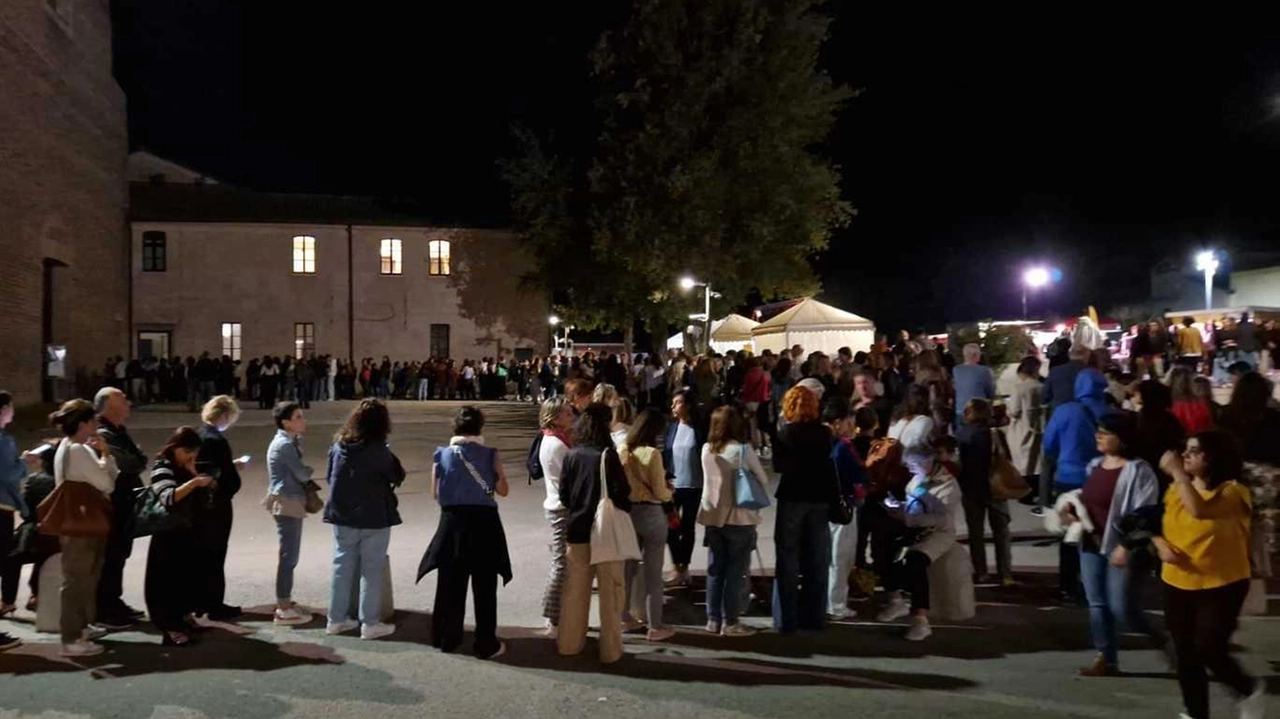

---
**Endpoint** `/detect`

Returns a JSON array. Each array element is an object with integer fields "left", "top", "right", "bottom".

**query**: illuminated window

[
  {"left": 142, "top": 231, "right": 166, "bottom": 272},
  {"left": 294, "top": 323, "right": 315, "bottom": 359},
  {"left": 292, "top": 235, "right": 316, "bottom": 274},
  {"left": 379, "top": 238, "right": 403, "bottom": 275},
  {"left": 428, "top": 240, "right": 451, "bottom": 276},
  {"left": 220, "top": 323, "right": 242, "bottom": 361}
]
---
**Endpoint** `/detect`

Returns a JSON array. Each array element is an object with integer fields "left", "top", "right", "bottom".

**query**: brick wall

[
  {"left": 131, "top": 222, "right": 549, "bottom": 362},
  {"left": 0, "top": 0, "right": 129, "bottom": 403}
]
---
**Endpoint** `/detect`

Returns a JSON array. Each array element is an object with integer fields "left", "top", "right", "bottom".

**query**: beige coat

[{"left": 1005, "top": 376, "right": 1044, "bottom": 477}]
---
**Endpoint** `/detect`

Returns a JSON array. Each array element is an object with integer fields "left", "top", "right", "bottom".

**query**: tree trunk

[{"left": 623, "top": 323, "right": 634, "bottom": 361}]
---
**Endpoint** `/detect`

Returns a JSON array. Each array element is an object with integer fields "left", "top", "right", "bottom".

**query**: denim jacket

[
  {"left": 267, "top": 429, "right": 313, "bottom": 499},
  {"left": 1084, "top": 455, "right": 1160, "bottom": 556},
  {"left": 0, "top": 433, "right": 29, "bottom": 517}
]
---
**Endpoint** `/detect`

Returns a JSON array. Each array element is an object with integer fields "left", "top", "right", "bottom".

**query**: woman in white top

[
  {"left": 537, "top": 396, "right": 574, "bottom": 636},
  {"left": 888, "top": 385, "right": 936, "bottom": 475},
  {"left": 698, "top": 405, "right": 766, "bottom": 636},
  {"left": 50, "top": 399, "right": 119, "bottom": 657}
]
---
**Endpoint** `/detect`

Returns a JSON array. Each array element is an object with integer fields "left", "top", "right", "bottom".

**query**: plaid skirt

[{"left": 542, "top": 507, "right": 569, "bottom": 622}]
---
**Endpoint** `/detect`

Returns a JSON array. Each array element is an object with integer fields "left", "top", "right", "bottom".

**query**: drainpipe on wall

[{"left": 347, "top": 223, "right": 354, "bottom": 365}]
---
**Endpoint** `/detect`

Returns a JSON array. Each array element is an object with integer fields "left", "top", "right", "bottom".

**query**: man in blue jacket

[
  {"left": 1042, "top": 368, "right": 1115, "bottom": 603},
  {"left": 1033, "top": 343, "right": 1090, "bottom": 516}
]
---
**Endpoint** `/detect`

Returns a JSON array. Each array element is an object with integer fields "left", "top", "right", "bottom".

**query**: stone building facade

[
  {"left": 0, "top": 0, "right": 129, "bottom": 401},
  {"left": 130, "top": 179, "right": 547, "bottom": 363}
]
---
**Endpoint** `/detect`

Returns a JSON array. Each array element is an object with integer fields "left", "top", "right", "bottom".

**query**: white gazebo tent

[
  {"left": 750, "top": 298, "right": 876, "bottom": 355},
  {"left": 709, "top": 314, "right": 760, "bottom": 354}
]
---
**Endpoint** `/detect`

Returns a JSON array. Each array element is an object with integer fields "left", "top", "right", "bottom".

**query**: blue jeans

[
  {"left": 772, "top": 501, "right": 831, "bottom": 633},
  {"left": 329, "top": 525, "right": 391, "bottom": 625},
  {"left": 1080, "top": 548, "right": 1128, "bottom": 666},
  {"left": 705, "top": 525, "right": 756, "bottom": 625},
  {"left": 274, "top": 516, "right": 304, "bottom": 603}
]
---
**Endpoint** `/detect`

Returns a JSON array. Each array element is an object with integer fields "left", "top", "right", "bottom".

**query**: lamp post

[
  {"left": 548, "top": 315, "right": 570, "bottom": 355},
  {"left": 1021, "top": 266, "right": 1050, "bottom": 319},
  {"left": 679, "top": 276, "right": 719, "bottom": 354},
  {"left": 1196, "top": 250, "right": 1219, "bottom": 311}
]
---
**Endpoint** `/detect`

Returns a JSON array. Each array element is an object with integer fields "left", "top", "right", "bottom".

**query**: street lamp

[
  {"left": 1021, "top": 266, "right": 1050, "bottom": 319},
  {"left": 548, "top": 315, "right": 570, "bottom": 354},
  {"left": 1196, "top": 250, "right": 1220, "bottom": 310},
  {"left": 679, "top": 276, "right": 719, "bottom": 354}
]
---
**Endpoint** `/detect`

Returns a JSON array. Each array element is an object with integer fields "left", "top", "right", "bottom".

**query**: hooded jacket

[
  {"left": 1042, "top": 369, "right": 1116, "bottom": 488},
  {"left": 323, "top": 440, "right": 405, "bottom": 528}
]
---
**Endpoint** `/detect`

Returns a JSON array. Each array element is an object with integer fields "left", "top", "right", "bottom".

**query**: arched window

[{"left": 428, "top": 240, "right": 451, "bottom": 276}]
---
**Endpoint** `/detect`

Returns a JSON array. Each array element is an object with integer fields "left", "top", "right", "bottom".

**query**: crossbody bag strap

[{"left": 451, "top": 445, "right": 494, "bottom": 497}]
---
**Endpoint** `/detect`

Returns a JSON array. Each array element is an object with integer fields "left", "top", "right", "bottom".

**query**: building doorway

[{"left": 137, "top": 331, "right": 171, "bottom": 360}]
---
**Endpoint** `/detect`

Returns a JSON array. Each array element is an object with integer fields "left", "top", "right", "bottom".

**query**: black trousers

[
  {"left": 666, "top": 488, "right": 701, "bottom": 567},
  {"left": 1165, "top": 579, "right": 1255, "bottom": 719},
  {"left": 432, "top": 561, "right": 499, "bottom": 657},
  {"left": 97, "top": 479, "right": 139, "bottom": 615},
  {"left": 197, "top": 500, "right": 234, "bottom": 612},
  {"left": 146, "top": 529, "right": 198, "bottom": 632},
  {"left": 887, "top": 549, "right": 932, "bottom": 610}
]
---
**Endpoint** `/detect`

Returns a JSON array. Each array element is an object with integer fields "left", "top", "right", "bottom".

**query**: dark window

[
  {"left": 142, "top": 231, "right": 166, "bottom": 272},
  {"left": 430, "top": 324, "right": 450, "bottom": 359}
]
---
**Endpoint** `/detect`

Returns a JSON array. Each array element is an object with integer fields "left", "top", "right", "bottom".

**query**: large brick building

[
  {"left": 0, "top": 0, "right": 129, "bottom": 402},
  {"left": 129, "top": 158, "right": 548, "bottom": 364}
]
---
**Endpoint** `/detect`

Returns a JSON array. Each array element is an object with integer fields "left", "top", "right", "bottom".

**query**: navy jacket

[
  {"left": 1042, "top": 360, "right": 1084, "bottom": 411},
  {"left": 324, "top": 440, "right": 405, "bottom": 529}
]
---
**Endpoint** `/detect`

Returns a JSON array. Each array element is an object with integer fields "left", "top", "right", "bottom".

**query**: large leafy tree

[{"left": 506, "top": 0, "right": 851, "bottom": 350}]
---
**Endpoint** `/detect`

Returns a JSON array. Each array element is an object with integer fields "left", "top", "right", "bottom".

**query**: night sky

[{"left": 112, "top": 3, "right": 1280, "bottom": 333}]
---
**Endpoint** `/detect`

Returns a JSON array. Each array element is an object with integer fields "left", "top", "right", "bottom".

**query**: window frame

[
  {"left": 430, "top": 323, "right": 450, "bottom": 359},
  {"left": 220, "top": 322, "right": 242, "bottom": 361},
  {"left": 141, "top": 231, "right": 167, "bottom": 272},
  {"left": 293, "top": 322, "right": 316, "bottom": 359},
  {"left": 428, "top": 240, "right": 451, "bottom": 276},
  {"left": 379, "top": 238, "right": 403, "bottom": 276},
  {"left": 292, "top": 235, "right": 317, "bottom": 275}
]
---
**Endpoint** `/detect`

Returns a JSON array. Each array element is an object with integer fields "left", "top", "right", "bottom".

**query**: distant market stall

[
  {"left": 750, "top": 298, "right": 876, "bottom": 355},
  {"left": 709, "top": 314, "right": 760, "bottom": 354}
]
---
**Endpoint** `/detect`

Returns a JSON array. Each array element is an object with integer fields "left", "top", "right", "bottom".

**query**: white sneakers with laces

[
  {"left": 274, "top": 607, "right": 313, "bottom": 625},
  {"left": 326, "top": 619, "right": 359, "bottom": 635},
  {"left": 360, "top": 622, "right": 396, "bottom": 640},
  {"left": 876, "top": 595, "right": 910, "bottom": 623},
  {"left": 60, "top": 639, "right": 104, "bottom": 657},
  {"left": 905, "top": 616, "right": 932, "bottom": 642}
]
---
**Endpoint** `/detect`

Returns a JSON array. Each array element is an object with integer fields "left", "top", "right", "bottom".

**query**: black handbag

[
  {"left": 828, "top": 453, "right": 854, "bottom": 525},
  {"left": 130, "top": 482, "right": 193, "bottom": 537}
]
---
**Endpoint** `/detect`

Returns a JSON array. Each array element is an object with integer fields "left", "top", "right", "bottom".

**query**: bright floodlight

[
  {"left": 548, "top": 314, "right": 561, "bottom": 326},
  {"left": 1023, "top": 267, "right": 1050, "bottom": 288},
  {"left": 1195, "top": 251, "right": 1219, "bottom": 273},
  {"left": 679, "top": 276, "right": 698, "bottom": 290}
]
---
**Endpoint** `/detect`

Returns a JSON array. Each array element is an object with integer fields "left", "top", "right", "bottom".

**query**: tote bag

[
  {"left": 989, "top": 428, "right": 1032, "bottom": 501},
  {"left": 589, "top": 447, "right": 641, "bottom": 565},
  {"left": 37, "top": 440, "right": 112, "bottom": 538},
  {"left": 733, "top": 446, "right": 771, "bottom": 510}
]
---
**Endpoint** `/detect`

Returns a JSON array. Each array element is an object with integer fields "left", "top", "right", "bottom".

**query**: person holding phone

[
  {"left": 196, "top": 395, "right": 246, "bottom": 621},
  {"left": 265, "top": 401, "right": 314, "bottom": 626},
  {"left": 145, "top": 427, "right": 215, "bottom": 646},
  {"left": 50, "top": 399, "right": 119, "bottom": 657}
]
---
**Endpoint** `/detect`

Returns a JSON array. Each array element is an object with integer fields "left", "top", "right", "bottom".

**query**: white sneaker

[
  {"left": 828, "top": 607, "right": 852, "bottom": 621},
  {"left": 540, "top": 620, "right": 558, "bottom": 639},
  {"left": 82, "top": 625, "right": 109, "bottom": 641},
  {"left": 905, "top": 616, "right": 932, "bottom": 642},
  {"left": 274, "top": 607, "right": 313, "bottom": 625},
  {"left": 326, "top": 619, "right": 359, "bottom": 635},
  {"left": 705, "top": 620, "right": 722, "bottom": 635},
  {"left": 360, "top": 622, "right": 396, "bottom": 640},
  {"left": 1238, "top": 684, "right": 1267, "bottom": 719},
  {"left": 876, "top": 596, "right": 910, "bottom": 623},
  {"left": 60, "top": 640, "right": 104, "bottom": 657}
]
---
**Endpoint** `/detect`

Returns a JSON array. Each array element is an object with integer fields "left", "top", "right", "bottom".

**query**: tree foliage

[{"left": 505, "top": 0, "right": 852, "bottom": 346}]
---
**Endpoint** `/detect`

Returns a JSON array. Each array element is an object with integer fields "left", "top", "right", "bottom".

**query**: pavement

[{"left": 1, "top": 399, "right": 1277, "bottom": 719}]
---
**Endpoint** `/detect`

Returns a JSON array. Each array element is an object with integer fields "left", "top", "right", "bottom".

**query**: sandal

[{"left": 162, "top": 630, "right": 193, "bottom": 647}]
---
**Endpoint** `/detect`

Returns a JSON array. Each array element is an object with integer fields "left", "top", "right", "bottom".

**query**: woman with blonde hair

[
  {"left": 537, "top": 396, "right": 574, "bottom": 636},
  {"left": 771, "top": 385, "right": 836, "bottom": 634},
  {"left": 610, "top": 398, "right": 635, "bottom": 449},
  {"left": 592, "top": 382, "right": 620, "bottom": 408},
  {"left": 196, "top": 395, "right": 247, "bottom": 621}
]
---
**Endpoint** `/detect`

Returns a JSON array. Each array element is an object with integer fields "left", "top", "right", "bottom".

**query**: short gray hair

[
  {"left": 93, "top": 386, "right": 122, "bottom": 414},
  {"left": 963, "top": 343, "right": 982, "bottom": 360}
]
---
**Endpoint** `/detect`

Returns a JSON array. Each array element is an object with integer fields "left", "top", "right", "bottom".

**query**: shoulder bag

[
  {"left": 37, "top": 440, "right": 112, "bottom": 538},
  {"left": 131, "top": 480, "right": 194, "bottom": 537},
  {"left": 989, "top": 428, "right": 1031, "bottom": 501},
  {"left": 589, "top": 447, "right": 641, "bottom": 564},
  {"left": 452, "top": 445, "right": 495, "bottom": 498},
  {"left": 733, "top": 446, "right": 771, "bottom": 510},
  {"left": 828, "top": 444, "right": 855, "bottom": 525}
]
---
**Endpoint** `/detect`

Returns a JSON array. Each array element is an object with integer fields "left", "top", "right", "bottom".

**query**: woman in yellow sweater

[
  {"left": 1155, "top": 430, "right": 1264, "bottom": 719},
  {"left": 618, "top": 409, "right": 676, "bottom": 642}
]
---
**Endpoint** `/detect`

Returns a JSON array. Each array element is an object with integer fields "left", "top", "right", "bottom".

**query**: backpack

[
  {"left": 863, "top": 437, "right": 911, "bottom": 500},
  {"left": 526, "top": 433, "right": 545, "bottom": 485}
]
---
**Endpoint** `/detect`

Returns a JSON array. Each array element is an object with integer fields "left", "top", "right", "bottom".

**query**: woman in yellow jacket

[
  {"left": 1155, "top": 430, "right": 1264, "bottom": 719},
  {"left": 618, "top": 409, "right": 675, "bottom": 642}
]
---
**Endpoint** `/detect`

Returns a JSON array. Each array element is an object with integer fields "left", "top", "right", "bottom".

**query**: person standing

[
  {"left": 699, "top": 405, "right": 766, "bottom": 636},
  {"left": 771, "top": 385, "right": 836, "bottom": 634},
  {"left": 0, "top": 391, "right": 41, "bottom": 651},
  {"left": 557, "top": 403, "right": 632, "bottom": 664},
  {"left": 265, "top": 401, "right": 315, "bottom": 625},
  {"left": 93, "top": 387, "right": 149, "bottom": 628},
  {"left": 419, "top": 406, "right": 512, "bottom": 659},
  {"left": 50, "top": 399, "right": 118, "bottom": 657},
  {"left": 956, "top": 399, "right": 1013, "bottom": 585},
  {"left": 259, "top": 357, "right": 280, "bottom": 410},
  {"left": 618, "top": 409, "right": 676, "bottom": 641},
  {"left": 295, "top": 357, "right": 314, "bottom": 410},
  {"left": 327, "top": 354, "right": 338, "bottom": 402},
  {"left": 537, "top": 397, "right": 574, "bottom": 637},
  {"left": 1155, "top": 431, "right": 1266, "bottom": 719},
  {"left": 1169, "top": 366, "right": 1214, "bottom": 436},
  {"left": 196, "top": 395, "right": 246, "bottom": 621},
  {"left": 823, "top": 396, "right": 867, "bottom": 620},
  {"left": 663, "top": 390, "right": 705, "bottom": 587},
  {"left": 324, "top": 399, "right": 404, "bottom": 640},
  {"left": 1007, "top": 357, "right": 1045, "bottom": 512},
  {"left": 144, "top": 428, "right": 215, "bottom": 647}
]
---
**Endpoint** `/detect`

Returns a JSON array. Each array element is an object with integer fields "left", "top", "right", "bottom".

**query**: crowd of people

[{"left": 5, "top": 323, "right": 1278, "bottom": 719}]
